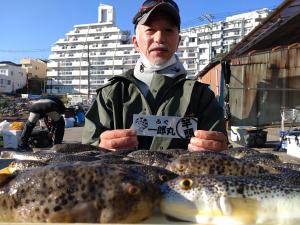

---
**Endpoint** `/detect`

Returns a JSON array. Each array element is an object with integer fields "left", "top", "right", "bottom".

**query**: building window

[
  {"left": 189, "top": 37, "right": 196, "bottom": 42},
  {"left": 0, "top": 69, "right": 6, "bottom": 74},
  {"left": 101, "top": 9, "right": 108, "bottom": 22}
]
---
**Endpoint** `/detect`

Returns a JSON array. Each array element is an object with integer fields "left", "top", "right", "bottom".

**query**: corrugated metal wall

[{"left": 229, "top": 45, "right": 300, "bottom": 126}]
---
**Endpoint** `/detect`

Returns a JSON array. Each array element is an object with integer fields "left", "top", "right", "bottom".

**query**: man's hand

[
  {"left": 188, "top": 130, "right": 228, "bottom": 152},
  {"left": 99, "top": 129, "right": 138, "bottom": 151}
]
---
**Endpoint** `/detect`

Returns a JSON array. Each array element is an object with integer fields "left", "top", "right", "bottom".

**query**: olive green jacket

[{"left": 82, "top": 69, "right": 226, "bottom": 150}]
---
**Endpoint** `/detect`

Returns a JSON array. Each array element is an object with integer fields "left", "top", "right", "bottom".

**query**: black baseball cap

[{"left": 132, "top": 0, "right": 180, "bottom": 29}]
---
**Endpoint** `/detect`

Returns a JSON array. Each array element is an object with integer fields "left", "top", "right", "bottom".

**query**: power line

[{"left": 0, "top": 49, "right": 50, "bottom": 53}]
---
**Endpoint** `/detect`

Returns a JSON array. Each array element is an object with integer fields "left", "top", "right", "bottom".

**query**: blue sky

[{"left": 0, "top": 0, "right": 283, "bottom": 63}]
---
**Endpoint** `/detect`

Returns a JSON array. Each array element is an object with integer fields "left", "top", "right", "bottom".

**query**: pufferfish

[
  {"left": 0, "top": 163, "right": 161, "bottom": 223},
  {"left": 160, "top": 175, "right": 300, "bottom": 225}
]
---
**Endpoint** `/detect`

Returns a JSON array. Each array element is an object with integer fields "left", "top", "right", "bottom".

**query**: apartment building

[
  {"left": 0, "top": 61, "right": 27, "bottom": 93},
  {"left": 47, "top": 4, "right": 270, "bottom": 98},
  {"left": 21, "top": 58, "right": 48, "bottom": 79},
  {"left": 180, "top": 8, "right": 271, "bottom": 78}
]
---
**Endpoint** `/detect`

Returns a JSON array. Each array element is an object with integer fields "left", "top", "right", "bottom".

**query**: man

[
  {"left": 82, "top": 0, "right": 227, "bottom": 152},
  {"left": 18, "top": 96, "right": 66, "bottom": 150}
]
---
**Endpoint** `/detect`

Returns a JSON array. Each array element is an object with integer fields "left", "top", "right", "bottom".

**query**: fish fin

[
  {"left": 218, "top": 195, "right": 232, "bottom": 216},
  {"left": 47, "top": 201, "right": 99, "bottom": 223},
  {"left": 228, "top": 197, "right": 258, "bottom": 224}
]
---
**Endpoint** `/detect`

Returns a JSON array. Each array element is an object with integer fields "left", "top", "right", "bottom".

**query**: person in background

[
  {"left": 74, "top": 105, "right": 85, "bottom": 126},
  {"left": 18, "top": 96, "right": 66, "bottom": 151},
  {"left": 82, "top": 0, "right": 227, "bottom": 152}
]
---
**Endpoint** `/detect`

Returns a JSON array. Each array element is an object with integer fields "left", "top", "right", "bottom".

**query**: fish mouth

[
  {"left": 160, "top": 199, "right": 199, "bottom": 223},
  {"left": 160, "top": 196, "right": 261, "bottom": 225},
  {"left": 113, "top": 200, "right": 156, "bottom": 223},
  {"left": 0, "top": 167, "right": 12, "bottom": 175},
  {"left": 160, "top": 202, "right": 251, "bottom": 225}
]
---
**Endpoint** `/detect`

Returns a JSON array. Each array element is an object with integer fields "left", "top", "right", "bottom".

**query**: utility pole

[
  {"left": 199, "top": 14, "right": 219, "bottom": 97},
  {"left": 199, "top": 14, "right": 214, "bottom": 63},
  {"left": 26, "top": 74, "right": 29, "bottom": 94},
  {"left": 79, "top": 25, "right": 91, "bottom": 99},
  {"left": 112, "top": 31, "right": 120, "bottom": 77},
  {"left": 87, "top": 43, "right": 91, "bottom": 100}
]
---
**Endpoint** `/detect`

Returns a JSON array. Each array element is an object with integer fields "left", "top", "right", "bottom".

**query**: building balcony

[
  {"left": 198, "top": 43, "right": 209, "bottom": 48},
  {"left": 47, "top": 61, "right": 59, "bottom": 68},
  {"left": 223, "top": 25, "right": 241, "bottom": 30},
  {"left": 70, "top": 70, "right": 89, "bottom": 76},
  {"left": 46, "top": 79, "right": 60, "bottom": 85},
  {"left": 70, "top": 61, "right": 89, "bottom": 67},
  {"left": 47, "top": 71, "right": 59, "bottom": 76},
  {"left": 71, "top": 80, "right": 89, "bottom": 85},
  {"left": 103, "top": 59, "right": 123, "bottom": 66},
  {"left": 56, "top": 38, "right": 69, "bottom": 44},
  {"left": 180, "top": 52, "right": 197, "bottom": 59}
]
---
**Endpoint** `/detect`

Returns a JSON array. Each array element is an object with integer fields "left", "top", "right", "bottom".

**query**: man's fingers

[
  {"left": 188, "top": 143, "right": 206, "bottom": 152},
  {"left": 194, "top": 130, "right": 227, "bottom": 142},
  {"left": 189, "top": 138, "right": 226, "bottom": 151},
  {"left": 99, "top": 136, "right": 138, "bottom": 150},
  {"left": 100, "top": 129, "right": 136, "bottom": 139}
]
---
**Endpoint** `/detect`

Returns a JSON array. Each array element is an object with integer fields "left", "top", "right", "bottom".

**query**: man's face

[{"left": 132, "top": 13, "right": 181, "bottom": 66}]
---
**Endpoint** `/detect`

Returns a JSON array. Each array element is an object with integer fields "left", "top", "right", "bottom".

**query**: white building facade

[
  {"left": 47, "top": 4, "right": 270, "bottom": 98},
  {"left": 0, "top": 61, "right": 27, "bottom": 93}
]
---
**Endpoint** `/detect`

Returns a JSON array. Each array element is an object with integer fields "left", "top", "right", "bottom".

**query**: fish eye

[
  {"left": 9, "top": 162, "right": 17, "bottom": 168},
  {"left": 179, "top": 178, "right": 193, "bottom": 190},
  {"left": 159, "top": 174, "right": 168, "bottom": 182},
  {"left": 177, "top": 164, "right": 186, "bottom": 172},
  {"left": 127, "top": 184, "right": 141, "bottom": 195}
]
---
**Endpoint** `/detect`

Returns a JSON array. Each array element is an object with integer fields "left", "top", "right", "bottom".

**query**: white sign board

[{"left": 133, "top": 114, "right": 198, "bottom": 139}]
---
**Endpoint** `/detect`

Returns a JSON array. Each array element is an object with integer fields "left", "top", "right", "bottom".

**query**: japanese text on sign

[{"left": 133, "top": 114, "right": 198, "bottom": 139}]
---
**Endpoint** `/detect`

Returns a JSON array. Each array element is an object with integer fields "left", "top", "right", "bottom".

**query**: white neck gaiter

[
  {"left": 133, "top": 54, "right": 187, "bottom": 98},
  {"left": 140, "top": 53, "right": 177, "bottom": 72}
]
